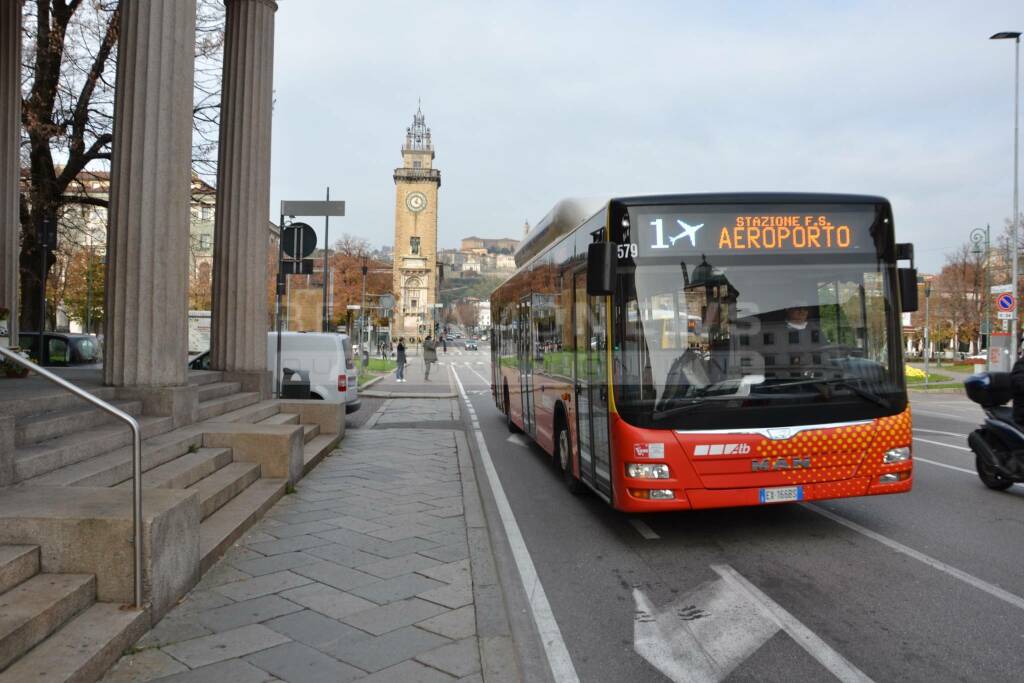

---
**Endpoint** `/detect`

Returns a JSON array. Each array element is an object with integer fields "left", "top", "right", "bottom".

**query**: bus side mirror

[
  {"left": 898, "top": 268, "right": 918, "bottom": 312},
  {"left": 586, "top": 242, "right": 617, "bottom": 296}
]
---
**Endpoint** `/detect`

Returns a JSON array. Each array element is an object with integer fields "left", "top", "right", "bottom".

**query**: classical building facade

[{"left": 392, "top": 105, "right": 441, "bottom": 337}]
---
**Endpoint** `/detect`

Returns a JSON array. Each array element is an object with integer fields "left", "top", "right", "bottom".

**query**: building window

[
  {"left": 413, "top": 160, "right": 421, "bottom": 169},
  {"left": 411, "top": 236, "right": 420, "bottom": 255},
  {"left": 199, "top": 234, "right": 212, "bottom": 251},
  {"left": 763, "top": 332, "right": 775, "bottom": 345},
  {"left": 200, "top": 205, "right": 213, "bottom": 221},
  {"left": 411, "top": 299, "right": 418, "bottom": 309}
]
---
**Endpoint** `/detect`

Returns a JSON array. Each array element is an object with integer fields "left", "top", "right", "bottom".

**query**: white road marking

[
  {"left": 914, "top": 427, "right": 969, "bottom": 438},
  {"left": 507, "top": 434, "right": 530, "bottom": 447},
  {"left": 452, "top": 367, "right": 579, "bottom": 682},
  {"left": 911, "top": 408, "right": 981, "bottom": 421},
  {"left": 633, "top": 579, "right": 778, "bottom": 682},
  {"left": 629, "top": 518, "right": 659, "bottom": 540},
  {"left": 806, "top": 505, "right": 1024, "bottom": 612},
  {"left": 712, "top": 565, "right": 873, "bottom": 683},
  {"left": 463, "top": 363, "right": 491, "bottom": 385},
  {"left": 914, "top": 457, "right": 975, "bottom": 475},
  {"left": 914, "top": 437, "right": 971, "bottom": 452}
]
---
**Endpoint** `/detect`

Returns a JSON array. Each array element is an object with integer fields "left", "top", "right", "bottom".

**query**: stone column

[
  {"left": 0, "top": 2, "right": 21, "bottom": 347},
  {"left": 210, "top": 0, "right": 276, "bottom": 397},
  {"left": 104, "top": 0, "right": 196, "bottom": 392}
]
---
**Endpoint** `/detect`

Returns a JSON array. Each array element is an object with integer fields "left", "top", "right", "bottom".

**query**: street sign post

[
  {"left": 996, "top": 293, "right": 1017, "bottom": 312},
  {"left": 281, "top": 200, "right": 346, "bottom": 217},
  {"left": 276, "top": 199, "right": 346, "bottom": 398}
]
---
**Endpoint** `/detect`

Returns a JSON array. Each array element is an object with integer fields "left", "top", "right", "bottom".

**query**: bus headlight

[
  {"left": 883, "top": 447, "right": 911, "bottom": 464},
  {"left": 627, "top": 463, "right": 670, "bottom": 479}
]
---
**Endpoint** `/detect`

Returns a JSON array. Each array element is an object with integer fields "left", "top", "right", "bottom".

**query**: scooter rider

[{"left": 1013, "top": 354, "right": 1024, "bottom": 425}]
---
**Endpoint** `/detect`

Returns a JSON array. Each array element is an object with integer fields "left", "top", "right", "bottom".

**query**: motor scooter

[{"left": 964, "top": 372, "right": 1024, "bottom": 490}]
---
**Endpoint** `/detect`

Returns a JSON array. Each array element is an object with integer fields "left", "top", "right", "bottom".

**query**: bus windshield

[{"left": 613, "top": 204, "right": 905, "bottom": 430}]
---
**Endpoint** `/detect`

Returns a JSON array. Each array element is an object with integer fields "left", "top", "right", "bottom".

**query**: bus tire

[
  {"left": 504, "top": 384, "right": 519, "bottom": 434},
  {"left": 556, "top": 421, "right": 582, "bottom": 495}
]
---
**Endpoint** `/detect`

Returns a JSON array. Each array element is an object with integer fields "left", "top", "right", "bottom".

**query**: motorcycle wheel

[{"left": 976, "top": 453, "right": 1014, "bottom": 491}]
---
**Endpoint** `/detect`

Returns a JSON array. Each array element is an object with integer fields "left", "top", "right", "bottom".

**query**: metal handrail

[{"left": 0, "top": 346, "right": 143, "bottom": 609}]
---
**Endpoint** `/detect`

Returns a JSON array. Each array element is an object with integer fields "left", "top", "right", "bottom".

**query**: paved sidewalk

[
  {"left": 103, "top": 389, "right": 518, "bottom": 682},
  {"left": 361, "top": 356, "right": 459, "bottom": 399}
]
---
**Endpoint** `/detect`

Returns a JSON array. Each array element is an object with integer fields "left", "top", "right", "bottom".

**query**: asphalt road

[{"left": 445, "top": 347, "right": 1024, "bottom": 683}]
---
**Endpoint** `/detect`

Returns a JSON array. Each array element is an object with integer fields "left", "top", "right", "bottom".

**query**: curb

[
  {"left": 358, "top": 374, "right": 387, "bottom": 390},
  {"left": 454, "top": 429, "right": 522, "bottom": 683},
  {"left": 361, "top": 390, "right": 458, "bottom": 399}
]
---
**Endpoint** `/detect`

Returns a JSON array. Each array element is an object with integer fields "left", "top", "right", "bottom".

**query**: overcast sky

[{"left": 269, "top": 0, "right": 1023, "bottom": 272}]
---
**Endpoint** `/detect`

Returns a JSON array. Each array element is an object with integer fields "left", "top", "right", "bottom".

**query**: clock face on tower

[{"left": 406, "top": 192, "right": 428, "bottom": 213}]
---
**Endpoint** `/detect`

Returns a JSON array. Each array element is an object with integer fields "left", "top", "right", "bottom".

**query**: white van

[{"left": 267, "top": 332, "right": 360, "bottom": 413}]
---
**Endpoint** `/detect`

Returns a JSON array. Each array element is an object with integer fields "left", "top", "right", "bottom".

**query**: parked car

[
  {"left": 267, "top": 332, "right": 360, "bottom": 413},
  {"left": 188, "top": 332, "right": 360, "bottom": 413},
  {"left": 465, "top": 341, "right": 478, "bottom": 351},
  {"left": 18, "top": 331, "right": 102, "bottom": 366}
]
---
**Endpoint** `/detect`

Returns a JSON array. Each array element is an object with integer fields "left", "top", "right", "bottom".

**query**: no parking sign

[{"left": 996, "top": 293, "right": 1016, "bottom": 319}]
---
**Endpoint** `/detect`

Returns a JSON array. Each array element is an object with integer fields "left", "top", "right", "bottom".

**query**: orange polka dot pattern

[{"left": 753, "top": 407, "right": 913, "bottom": 499}]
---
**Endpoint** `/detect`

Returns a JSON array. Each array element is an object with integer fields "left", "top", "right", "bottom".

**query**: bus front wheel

[{"left": 556, "top": 423, "right": 582, "bottom": 495}]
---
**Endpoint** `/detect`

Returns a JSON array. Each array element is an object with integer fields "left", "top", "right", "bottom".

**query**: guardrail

[{"left": 0, "top": 347, "right": 144, "bottom": 609}]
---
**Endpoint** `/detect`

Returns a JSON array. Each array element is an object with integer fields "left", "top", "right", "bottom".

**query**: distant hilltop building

[
  {"left": 440, "top": 231, "right": 521, "bottom": 278},
  {"left": 459, "top": 236, "right": 520, "bottom": 254}
]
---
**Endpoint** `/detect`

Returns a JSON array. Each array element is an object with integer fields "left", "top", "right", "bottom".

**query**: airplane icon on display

[{"left": 668, "top": 220, "right": 704, "bottom": 247}]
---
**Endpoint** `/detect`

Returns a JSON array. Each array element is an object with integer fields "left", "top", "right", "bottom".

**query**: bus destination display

[{"left": 633, "top": 205, "right": 877, "bottom": 258}]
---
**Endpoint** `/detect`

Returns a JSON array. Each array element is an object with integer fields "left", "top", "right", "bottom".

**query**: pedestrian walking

[
  {"left": 379, "top": 341, "right": 387, "bottom": 361},
  {"left": 423, "top": 335, "right": 438, "bottom": 380},
  {"left": 442, "top": 335, "right": 447, "bottom": 354},
  {"left": 396, "top": 338, "right": 407, "bottom": 382}
]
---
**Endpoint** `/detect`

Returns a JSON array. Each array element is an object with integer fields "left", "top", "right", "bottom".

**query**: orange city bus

[{"left": 490, "top": 194, "right": 919, "bottom": 512}]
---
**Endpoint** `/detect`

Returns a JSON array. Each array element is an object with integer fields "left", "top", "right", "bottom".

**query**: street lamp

[
  {"left": 991, "top": 30, "right": 1021, "bottom": 360},
  {"left": 924, "top": 281, "right": 932, "bottom": 387},
  {"left": 971, "top": 225, "right": 991, "bottom": 369}
]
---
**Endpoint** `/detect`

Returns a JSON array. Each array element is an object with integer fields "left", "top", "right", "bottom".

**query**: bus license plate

[{"left": 759, "top": 486, "right": 803, "bottom": 504}]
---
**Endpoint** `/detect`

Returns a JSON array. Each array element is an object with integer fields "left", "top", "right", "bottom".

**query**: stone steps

[
  {"left": 13, "top": 416, "right": 176, "bottom": 483},
  {"left": 196, "top": 391, "right": 261, "bottom": 422},
  {"left": 113, "top": 448, "right": 233, "bottom": 491},
  {"left": 206, "top": 400, "right": 280, "bottom": 424},
  {"left": 0, "top": 574, "right": 95, "bottom": 672},
  {"left": 187, "top": 370, "right": 225, "bottom": 386},
  {"left": 259, "top": 412, "right": 300, "bottom": 426},
  {"left": 303, "top": 433, "right": 340, "bottom": 476},
  {"left": 0, "top": 547, "right": 39, "bottom": 597},
  {"left": 189, "top": 461, "right": 261, "bottom": 520},
  {"left": 14, "top": 400, "right": 143, "bottom": 448},
  {"left": 302, "top": 422, "right": 320, "bottom": 444},
  {"left": 199, "top": 478, "right": 287, "bottom": 573},
  {"left": 0, "top": 387, "right": 117, "bottom": 421},
  {"left": 197, "top": 381, "right": 242, "bottom": 403},
  {"left": 0, "top": 602, "right": 147, "bottom": 683},
  {"left": 27, "top": 430, "right": 203, "bottom": 488}
]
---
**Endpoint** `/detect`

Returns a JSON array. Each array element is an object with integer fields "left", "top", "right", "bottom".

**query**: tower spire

[{"left": 404, "top": 101, "right": 432, "bottom": 153}]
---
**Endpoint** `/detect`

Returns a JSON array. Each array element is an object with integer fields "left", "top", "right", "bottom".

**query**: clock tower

[{"left": 393, "top": 104, "right": 441, "bottom": 338}]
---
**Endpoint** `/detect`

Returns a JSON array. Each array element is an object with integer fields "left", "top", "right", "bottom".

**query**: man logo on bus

[
  {"left": 650, "top": 218, "right": 704, "bottom": 249},
  {"left": 751, "top": 456, "right": 812, "bottom": 472}
]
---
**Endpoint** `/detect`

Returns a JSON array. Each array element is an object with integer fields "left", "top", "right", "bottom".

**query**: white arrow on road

[
  {"left": 506, "top": 434, "right": 530, "bottom": 447},
  {"left": 633, "top": 565, "right": 872, "bottom": 683}
]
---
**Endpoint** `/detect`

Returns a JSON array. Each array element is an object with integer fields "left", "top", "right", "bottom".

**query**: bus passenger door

[
  {"left": 574, "top": 271, "right": 612, "bottom": 498},
  {"left": 518, "top": 299, "right": 535, "bottom": 435}
]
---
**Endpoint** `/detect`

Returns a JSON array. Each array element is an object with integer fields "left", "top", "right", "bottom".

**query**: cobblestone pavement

[{"left": 103, "top": 389, "right": 515, "bottom": 683}]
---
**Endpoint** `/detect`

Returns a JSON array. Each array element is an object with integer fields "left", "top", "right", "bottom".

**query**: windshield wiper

[
  {"left": 652, "top": 399, "right": 709, "bottom": 421},
  {"left": 760, "top": 376, "right": 891, "bottom": 410}
]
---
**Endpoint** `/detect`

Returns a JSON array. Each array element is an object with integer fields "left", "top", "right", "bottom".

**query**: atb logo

[{"left": 650, "top": 218, "right": 704, "bottom": 249}]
